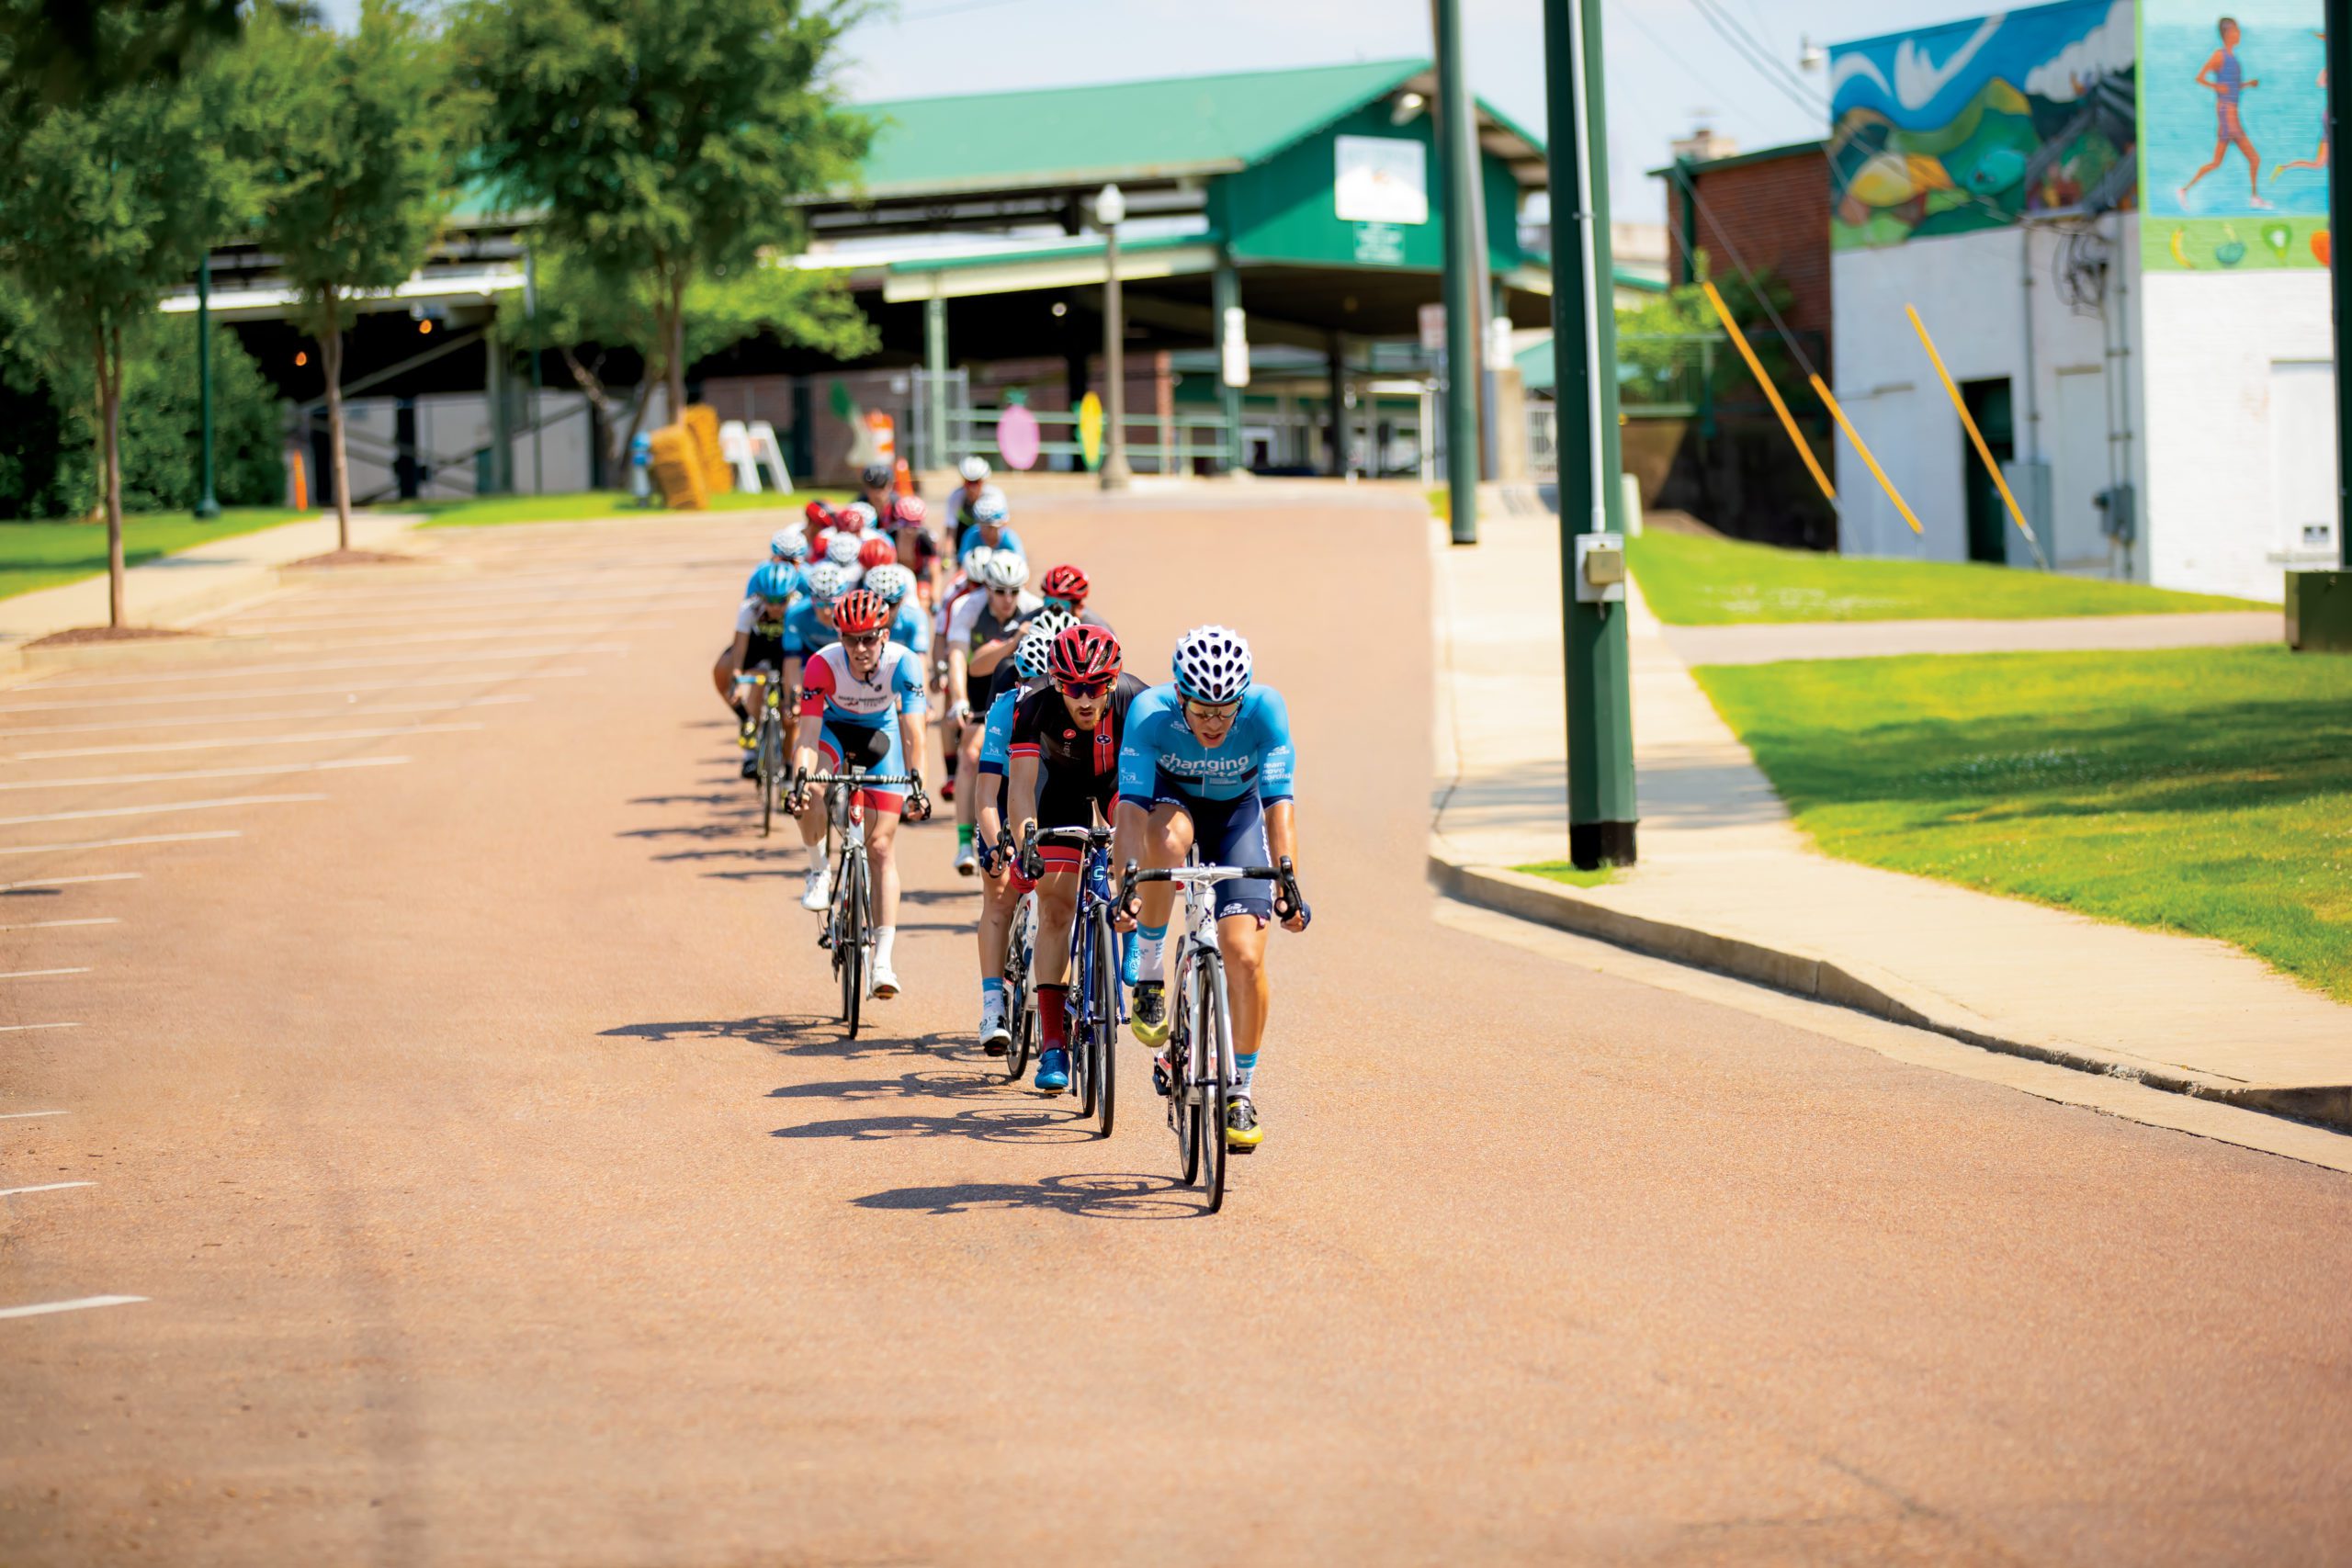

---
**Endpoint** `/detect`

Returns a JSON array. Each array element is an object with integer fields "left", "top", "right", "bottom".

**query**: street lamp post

[
  {"left": 194, "top": 253, "right": 220, "bottom": 521},
  {"left": 1097, "top": 183, "right": 1132, "bottom": 491}
]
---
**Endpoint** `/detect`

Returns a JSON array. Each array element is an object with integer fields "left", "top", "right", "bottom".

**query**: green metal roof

[
  {"left": 885, "top": 233, "right": 1211, "bottom": 274},
  {"left": 855, "top": 58, "right": 1535, "bottom": 199}
]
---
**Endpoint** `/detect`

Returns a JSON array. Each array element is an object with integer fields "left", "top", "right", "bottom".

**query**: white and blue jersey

[
  {"left": 890, "top": 599, "right": 932, "bottom": 656},
  {"left": 956, "top": 524, "right": 1027, "bottom": 561},
  {"left": 797, "top": 640, "right": 927, "bottom": 810},
  {"left": 1116, "top": 684, "right": 1295, "bottom": 805},
  {"left": 978, "top": 684, "right": 1022, "bottom": 779}
]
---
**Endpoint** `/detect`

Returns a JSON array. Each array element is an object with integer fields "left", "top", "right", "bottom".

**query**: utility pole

[
  {"left": 1097, "top": 183, "right": 1132, "bottom": 491},
  {"left": 1434, "top": 0, "right": 1481, "bottom": 545},
  {"left": 1544, "top": 0, "right": 1637, "bottom": 866},
  {"left": 194, "top": 253, "right": 220, "bottom": 520}
]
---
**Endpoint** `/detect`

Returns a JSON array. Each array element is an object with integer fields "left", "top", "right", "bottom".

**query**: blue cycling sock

[
  {"left": 982, "top": 976, "right": 1005, "bottom": 1001},
  {"left": 1233, "top": 1052, "right": 1258, "bottom": 1094}
]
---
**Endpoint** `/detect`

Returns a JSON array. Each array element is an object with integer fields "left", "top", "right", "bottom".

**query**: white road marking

[
  {"left": 0, "top": 871, "right": 144, "bottom": 886},
  {"left": 0, "top": 919, "right": 119, "bottom": 932},
  {"left": 0, "top": 968, "right": 93, "bottom": 979},
  {"left": 0, "top": 832, "right": 238, "bottom": 859},
  {"left": 0, "top": 1181, "right": 93, "bottom": 1197},
  {"left": 0, "top": 757, "right": 406, "bottom": 792},
  {"left": 0, "top": 1022, "right": 79, "bottom": 1032},
  {"left": 0, "top": 694, "right": 534, "bottom": 737},
  {"left": 0, "top": 795, "right": 324, "bottom": 828},
  {"left": 0, "top": 1111, "right": 69, "bottom": 1120},
  {"left": 9, "top": 726, "right": 477, "bottom": 761},
  {"left": 231, "top": 591, "right": 711, "bottom": 633},
  {"left": 0, "top": 670, "right": 585, "bottom": 716},
  {"left": 261, "top": 624, "right": 664, "bottom": 656},
  {"left": 17, "top": 643, "right": 626, "bottom": 692},
  {"left": 0, "top": 1295, "right": 145, "bottom": 1320}
]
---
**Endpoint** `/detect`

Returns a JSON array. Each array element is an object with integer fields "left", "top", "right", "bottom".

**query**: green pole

[
  {"left": 1435, "top": 0, "right": 1481, "bottom": 545},
  {"left": 1544, "top": 0, "right": 1637, "bottom": 867},
  {"left": 194, "top": 253, "right": 220, "bottom": 520},
  {"left": 924, "top": 292, "right": 948, "bottom": 472},
  {"left": 2329, "top": 0, "right": 2349, "bottom": 570}
]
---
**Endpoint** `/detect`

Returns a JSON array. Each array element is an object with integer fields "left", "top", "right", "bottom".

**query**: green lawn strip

[
  {"left": 1516, "top": 861, "right": 1617, "bottom": 889},
  {"left": 1629, "top": 529, "right": 2267, "bottom": 626},
  {"left": 1427, "top": 486, "right": 1448, "bottom": 523},
  {"left": 413, "top": 489, "right": 849, "bottom": 527},
  {"left": 1693, "top": 646, "right": 2352, "bottom": 1003},
  {"left": 0, "top": 510, "right": 309, "bottom": 601}
]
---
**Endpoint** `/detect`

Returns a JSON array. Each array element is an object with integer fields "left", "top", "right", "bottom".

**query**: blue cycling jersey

[
  {"left": 1117, "top": 683, "right": 1295, "bottom": 804},
  {"left": 780, "top": 599, "right": 832, "bottom": 659},
  {"left": 892, "top": 600, "right": 932, "bottom": 655},
  {"left": 956, "top": 524, "right": 1027, "bottom": 561},
  {"left": 977, "top": 684, "right": 1022, "bottom": 777}
]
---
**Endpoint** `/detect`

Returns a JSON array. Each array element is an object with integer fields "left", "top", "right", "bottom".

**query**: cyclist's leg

[
  {"left": 1194, "top": 788, "right": 1276, "bottom": 1134},
  {"left": 854, "top": 725, "right": 912, "bottom": 987}
]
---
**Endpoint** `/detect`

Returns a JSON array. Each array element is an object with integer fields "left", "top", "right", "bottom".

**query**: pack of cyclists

[{"left": 709, "top": 459, "right": 1310, "bottom": 1152}]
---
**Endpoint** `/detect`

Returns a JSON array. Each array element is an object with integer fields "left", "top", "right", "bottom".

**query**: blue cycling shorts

[{"left": 1147, "top": 768, "right": 1272, "bottom": 922}]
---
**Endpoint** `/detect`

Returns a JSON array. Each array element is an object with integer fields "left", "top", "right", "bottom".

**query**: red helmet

[
  {"left": 893, "top": 495, "right": 928, "bottom": 526},
  {"left": 1047, "top": 624, "right": 1122, "bottom": 690},
  {"left": 832, "top": 589, "right": 889, "bottom": 636},
  {"left": 804, "top": 499, "right": 835, "bottom": 529},
  {"left": 1039, "top": 563, "right": 1089, "bottom": 605},
  {"left": 857, "top": 536, "right": 898, "bottom": 570}
]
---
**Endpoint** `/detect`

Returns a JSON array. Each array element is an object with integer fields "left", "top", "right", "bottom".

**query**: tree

[
  {"left": 503, "top": 247, "right": 876, "bottom": 477},
  {"left": 239, "top": 0, "right": 468, "bottom": 550},
  {"left": 0, "top": 39, "right": 245, "bottom": 625},
  {"left": 458, "top": 0, "right": 872, "bottom": 425}
]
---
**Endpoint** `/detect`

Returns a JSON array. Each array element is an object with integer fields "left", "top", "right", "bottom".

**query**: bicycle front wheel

[
  {"left": 1172, "top": 965, "right": 1200, "bottom": 1185},
  {"left": 757, "top": 718, "right": 780, "bottom": 837},
  {"left": 839, "top": 852, "right": 866, "bottom": 1037},
  {"left": 1091, "top": 908, "right": 1118, "bottom": 1139},
  {"left": 1004, "top": 896, "right": 1035, "bottom": 1081},
  {"left": 1198, "top": 952, "right": 1229, "bottom": 1214}
]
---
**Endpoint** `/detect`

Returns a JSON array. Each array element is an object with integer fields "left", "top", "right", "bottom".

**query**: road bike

[
  {"left": 734, "top": 668, "right": 788, "bottom": 836},
  {"left": 1022, "top": 825, "right": 1124, "bottom": 1137},
  {"left": 1126, "top": 854, "right": 1300, "bottom": 1213},
  {"left": 799, "top": 764, "right": 920, "bottom": 1039},
  {"left": 995, "top": 827, "right": 1036, "bottom": 1083}
]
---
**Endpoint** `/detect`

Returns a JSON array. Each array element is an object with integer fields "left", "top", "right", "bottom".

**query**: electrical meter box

[{"left": 1575, "top": 533, "right": 1626, "bottom": 604}]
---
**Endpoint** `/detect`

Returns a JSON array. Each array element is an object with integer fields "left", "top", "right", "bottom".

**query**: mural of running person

[{"left": 2177, "top": 17, "right": 2274, "bottom": 206}]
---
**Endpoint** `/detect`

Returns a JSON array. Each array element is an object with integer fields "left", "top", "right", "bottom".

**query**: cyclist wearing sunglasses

[
  {"left": 786, "top": 589, "right": 932, "bottom": 998},
  {"left": 944, "top": 552, "right": 1042, "bottom": 875},
  {"left": 1006, "top": 626, "right": 1148, "bottom": 1093},
  {"left": 1113, "top": 626, "right": 1308, "bottom": 1150},
  {"left": 955, "top": 493, "right": 1025, "bottom": 563},
  {"left": 969, "top": 612, "right": 1072, "bottom": 1052}
]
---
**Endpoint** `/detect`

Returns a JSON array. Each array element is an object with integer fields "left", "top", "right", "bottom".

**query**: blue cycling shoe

[
  {"left": 1035, "top": 1047, "right": 1070, "bottom": 1095},
  {"left": 1121, "top": 930, "right": 1140, "bottom": 987}
]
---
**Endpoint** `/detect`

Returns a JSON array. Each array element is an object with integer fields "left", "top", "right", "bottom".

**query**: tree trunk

[
  {"left": 99, "top": 323, "right": 125, "bottom": 628},
  {"left": 664, "top": 268, "right": 688, "bottom": 426},
  {"left": 321, "top": 313, "right": 351, "bottom": 552}
]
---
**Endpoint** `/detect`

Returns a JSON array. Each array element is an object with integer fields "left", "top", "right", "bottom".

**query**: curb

[{"left": 1430, "top": 851, "right": 2352, "bottom": 1135}]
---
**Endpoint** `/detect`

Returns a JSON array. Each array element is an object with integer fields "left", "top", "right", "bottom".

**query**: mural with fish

[
  {"left": 1829, "top": 0, "right": 2138, "bottom": 251},
  {"left": 2140, "top": 0, "right": 2331, "bottom": 272}
]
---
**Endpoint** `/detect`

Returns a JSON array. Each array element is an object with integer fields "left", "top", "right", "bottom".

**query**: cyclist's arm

[
  {"left": 720, "top": 629, "right": 752, "bottom": 682},
  {"left": 894, "top": 652, "right": 928, "bottom": 784},
  {"left": 792, "top": 658, "right": 837, "bottom": 780},
  {"left": 1008, "top": 753, "right": 1041, "bottom": 852},
  {"left": 1264, "top": 798, "right": 1298, "bottom": 868}
]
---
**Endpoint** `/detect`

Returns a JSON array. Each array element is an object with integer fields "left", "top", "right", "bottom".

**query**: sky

[{"left": 328, "top": 0, "right": 2002, "bottom": 227}]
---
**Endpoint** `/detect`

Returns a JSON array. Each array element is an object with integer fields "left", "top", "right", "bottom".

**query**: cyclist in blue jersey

[
  {"left": 713, "top": 559, "right": 803, "bottom": 776},
  {"left": 861, "top": 564, "right": 931, "bottom": 657},
  {"left": 1113, "top": 626, "right": 1310, "bottom": 1151},
  {"left": 971, "top": 612, "right": 1070, "bottom": 1051},
  {"left": 779, "top": 561, "right": 850, "bottom": 701},
  {"left": 956, "top": 493, "right": 1025, "bottom": 563}
]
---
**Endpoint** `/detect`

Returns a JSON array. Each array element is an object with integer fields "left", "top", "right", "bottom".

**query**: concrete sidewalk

[
  {"left": 1661, "top": 609, "right": 2283, "bottom": 666},
  {"left": 1431, "top": 508, "right": 2352, "bottom": 1129},
  {"left": 0, "top": 511, "right": 424, "bottom": 667}
]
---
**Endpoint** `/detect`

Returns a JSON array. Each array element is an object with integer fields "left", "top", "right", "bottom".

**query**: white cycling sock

[
  {"left": 875, "top": 926, "right": 897, "bottom": 969},
  {"left": 807, "top": 841, "right": 828, "bottom": 876},
  {"left": 1136, "top": 922, "right": 1168, "bottom": 982},
  {"left": 1233, "top": 1051, "right": 1258, "bottom": 1095}
]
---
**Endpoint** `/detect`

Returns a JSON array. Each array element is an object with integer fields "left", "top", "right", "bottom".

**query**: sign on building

[{"left": 1334, "top": 134, "right": 1430, "bottom": 225}]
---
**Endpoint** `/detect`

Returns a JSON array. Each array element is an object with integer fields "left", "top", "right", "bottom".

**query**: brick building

[{"left": 1658, "top": 139, "right": 1832, "bottom": 359}]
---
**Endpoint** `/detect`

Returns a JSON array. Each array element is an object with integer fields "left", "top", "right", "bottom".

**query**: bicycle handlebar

[{"left": 802, "top": 772, "right": 920, "bottom": 787}]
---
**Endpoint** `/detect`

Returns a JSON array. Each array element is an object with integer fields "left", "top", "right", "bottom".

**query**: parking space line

[
  {"left": 230, "top": 592, "right": 712, "bottom": 633},
  {"left": 0, "top": 1022, "right": 79, "bottom": 1032},
  {"left": 0, "top": 795, "right": 325, "bottom": 828},
  {"left": 17, "top": 643, "right": 627, "bottom": 692},
  {"left": 0, "top": 968, "right": 93, "bottom": 979},
  {"left": 0, "top": 671, "right": 585, "bottom": 716},
  {"left": 0, "top": 1295, "right": 145, "bottom": 1320},
  {"left": 0, "top": 871, "right": 144, "bottom": 886},
  {"left": 6, "top": 724, "right": 481, "bottom": 761},
  {"left": 263, "top": 624, "right": 665, "bottom": 656},
  {"left": 0, "top": 919, "right": 119, "bottom": 932},
  {"left": 0, "top": 833, "right": 238, "bottom": 858},
  {"left": 0, "top": 757, "right": 409, "bottom": 791},
  {"left": 0, "top": 694, "right": 531, "bottom": 739},
  {"left": 0, "top": 1181, "right": 93, "bottom": 1197},
  {"left": 0, "top": 1111, "right": 68, "bottom": 1120}
]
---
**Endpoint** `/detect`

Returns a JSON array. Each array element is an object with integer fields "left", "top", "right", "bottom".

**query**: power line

[{"left": 1683, "top": 0, "right": 1826, "bottom": 120}]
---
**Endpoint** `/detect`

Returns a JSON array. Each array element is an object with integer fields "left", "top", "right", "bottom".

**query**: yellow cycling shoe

[
  {"left": 1129, "top": 981, "right": 1170, "bottom": 1045},
  {"left": 1224, "top": 1094, "right": 1262, "bottom": 1151}
]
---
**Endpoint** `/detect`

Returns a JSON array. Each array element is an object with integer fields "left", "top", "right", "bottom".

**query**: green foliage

[
  {"left": 1625, "top": 530, "right": 2264, "bottom": 625},
  {"left": 457, "top": 0, "right": 873, "bottom": 404},
  {"left": 0, "top": 508, "right": 304, "bottom": 600},
  {"left": 1615, "top": 264, "right": 1810, "bottom": 414},
  {"left": 0, "top": 0, "right": 249, "bottom": 129},
  {"left": 1696, "top": 647, "right": 2352, "bottom": 1002}
]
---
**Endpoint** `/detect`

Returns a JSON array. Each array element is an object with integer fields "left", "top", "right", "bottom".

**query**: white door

[
  {"left": 2271, "top": 360, "right": 2337, "bottom": 561},
  {"left": 2051, "top": 368, "right": 2110, "bottom": 570}
]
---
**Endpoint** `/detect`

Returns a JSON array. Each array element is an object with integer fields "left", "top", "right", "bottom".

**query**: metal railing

[{"left": 944, "top": 406, "right": 1236, "bottom": 475}]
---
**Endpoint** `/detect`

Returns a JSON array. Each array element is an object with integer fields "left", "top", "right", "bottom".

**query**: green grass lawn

[
  {"left": 1695, "top": 646, "right": 2352, "bottom": 1002},
  {"left": 0, "top": 510, "right": 309, "bottom": 602},
  {"left": 1516, "top": 861, "right": 1618, "bottom": 889},
  {"left": 413, "top": 489, "right": 849, "bottom": 527},
  {"left": 1630, "top": 529, "right": 2267, "bottom": 626}
]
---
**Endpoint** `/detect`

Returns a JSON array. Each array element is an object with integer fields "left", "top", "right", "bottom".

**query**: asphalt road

[{"left": 3, "top": 491, "right": 2348, "bottom": 1565}]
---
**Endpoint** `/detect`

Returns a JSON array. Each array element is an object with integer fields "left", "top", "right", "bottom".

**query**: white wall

[
  {"left": 2140, "top": 268, "right": 2335, "bottom": 604},
  {"left": 1831, "top": 217, "right": 2140, "bottom": 574}
]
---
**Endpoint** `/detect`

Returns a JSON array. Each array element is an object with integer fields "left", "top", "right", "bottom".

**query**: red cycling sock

[{"left": 1037, "top": 984, "right": 1069, "bottom": 1053}]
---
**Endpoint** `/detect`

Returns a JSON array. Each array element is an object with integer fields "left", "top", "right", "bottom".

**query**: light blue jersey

[
  {"left": 977, "top": 684, "right": 1023, "bottom": 777},
  {"left": 780, "top": 599, "right": 833, "bottom": 660},
  {"left": 1117, "top": 683, "right": 1295, "bottom": 804},
  {"left": 956, "top": 524, "right": 1027, "bottom": 561},
  {"left": 891, "top": 600, "right": 932, "bottom": 655}
]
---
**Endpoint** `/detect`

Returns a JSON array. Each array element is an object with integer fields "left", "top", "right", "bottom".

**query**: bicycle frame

[{"left": 1030, "top": 825, "right": 1125, "bottom": 1133}]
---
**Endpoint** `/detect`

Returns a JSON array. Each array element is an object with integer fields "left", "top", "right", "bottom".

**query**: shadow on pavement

[
  {"left": 773, "top": 1106, "right": 1094, "bottom": 1145},
  {"left": 768, "top": 1069, "right": 1008, "bottom": 1101},
  {"left": 852, "top": 1172, "right": 1199, "bottom": 1219}
]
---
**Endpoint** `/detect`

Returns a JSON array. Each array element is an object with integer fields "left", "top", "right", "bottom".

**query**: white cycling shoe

[
  {"left": 799, "top": 868, "right": 830, "bottom": 911},
  {"left": 871, "top": 963, "right": 900, "bottom": 999},
  {"left": 979, "top": 993, "right": 1010, "bottom": 1055},
  {"left": 952, "top": 840, "right": 978, "bottom": 876}
]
